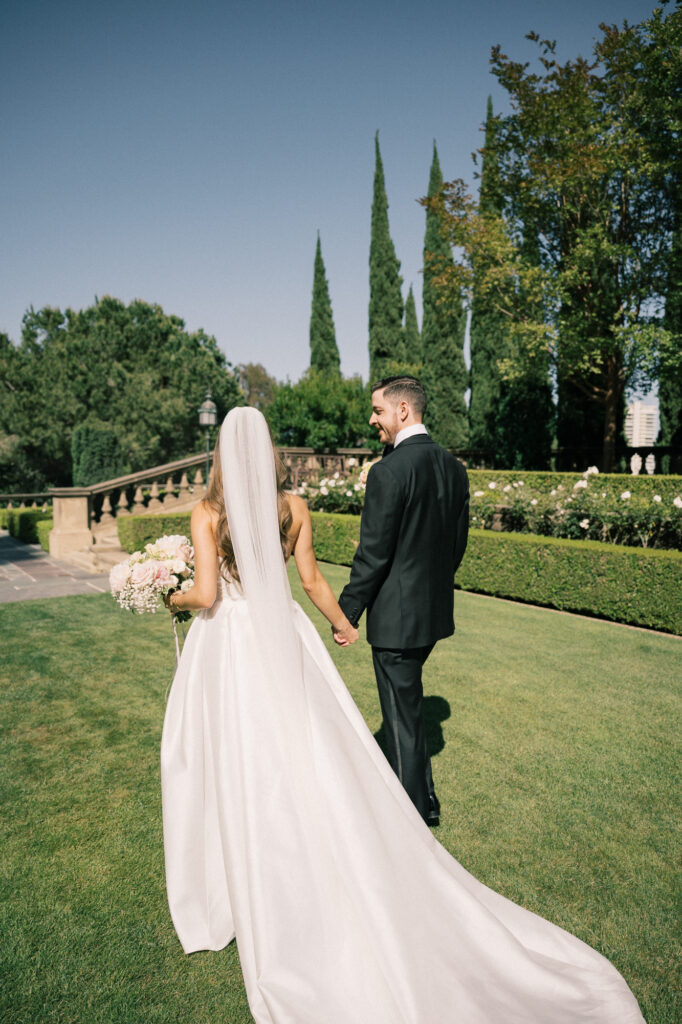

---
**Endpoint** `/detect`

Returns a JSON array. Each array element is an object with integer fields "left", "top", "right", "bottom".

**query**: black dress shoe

[{"left": 427, "top": 795, "right": 440, "bottom": 827}]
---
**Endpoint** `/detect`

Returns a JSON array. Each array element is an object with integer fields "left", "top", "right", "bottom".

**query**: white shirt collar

[{"left": 393, "top": 423, "right": 428, "bottom": 448}]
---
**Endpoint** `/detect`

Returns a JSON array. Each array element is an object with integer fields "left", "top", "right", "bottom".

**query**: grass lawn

[{"left": 1, "top": 563, "right": 679, "bottom": 1023}]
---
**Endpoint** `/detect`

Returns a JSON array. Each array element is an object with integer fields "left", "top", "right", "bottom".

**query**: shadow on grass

[{"left": 373, "top": 694, "right": 451, "bottom": 759}]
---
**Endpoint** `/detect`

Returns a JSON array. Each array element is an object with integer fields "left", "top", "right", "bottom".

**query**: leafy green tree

[
  {"left": 421, "top": 142, "right": 469, "bottom": 449},
  {"left": 0, "top": 297, "right": 243, "bottom": 490},
  {"left": 425, "top": 13, "right": 680, "bottom": 471},
  {"left": 309, "top": 234, "right": 340, "bottom": 375},
  {"left": 266, "top": 372, "right": 372, "bottom": 450},
  {"left": 238, "top": 362, "right": 277, "bottom": 411},
  {"left": 369, "top": 134, "right": 404, "bottom": 382}
]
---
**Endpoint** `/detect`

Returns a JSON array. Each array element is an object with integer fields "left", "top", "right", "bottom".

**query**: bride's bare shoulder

[{"left": 285, "top": 492, "right": 308, "bottom": 521}]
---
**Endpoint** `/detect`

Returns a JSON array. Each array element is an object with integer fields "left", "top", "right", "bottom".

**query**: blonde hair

[{"left": 204, "top": 432, "right": 292, "bottom": 582}]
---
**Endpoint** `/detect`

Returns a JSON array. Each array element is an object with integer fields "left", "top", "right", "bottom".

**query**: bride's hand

[{"left": 332, "top": 622, "right": 359, "bottom": 647}]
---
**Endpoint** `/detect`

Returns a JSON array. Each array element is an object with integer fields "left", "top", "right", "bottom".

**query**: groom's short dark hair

[{"left": 371, "top": 375, "right": 427, "bottom": 415}]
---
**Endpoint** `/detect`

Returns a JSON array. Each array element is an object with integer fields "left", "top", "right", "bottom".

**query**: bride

[{"left": 161, "top": 406, "right": 645, "bottom": 1024}]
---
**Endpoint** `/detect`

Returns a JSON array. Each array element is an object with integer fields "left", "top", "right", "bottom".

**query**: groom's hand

[{"left": 332, "top": 622, "right": 359, "bottom": 647}]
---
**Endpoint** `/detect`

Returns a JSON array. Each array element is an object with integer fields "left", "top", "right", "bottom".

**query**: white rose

[
  {"left": 488, "top": 482, "right": 496, "bottom": 490},
  {"left": 653, "top": 495, "right": 662, "bottom": 503},
  {"left": 473, "top": 490, "right": 484, "bottom": 497},
  {"left": 109, "top": 561, "right": 130, "bottom": 593},
  {"left": 579, "top": 519, "right": 589, "bottom": 529},
  {"left": 503, "top": 485, "right": 511, "bottom": 493},
  {"left": 674, "top": 496, "right": 682, "bottom": 509},
  {"left": 531, "top": 499, "right": 538, "bottom": 506},
  {"left": 621, "top": 491, "right": 631, "bottom": 500}
]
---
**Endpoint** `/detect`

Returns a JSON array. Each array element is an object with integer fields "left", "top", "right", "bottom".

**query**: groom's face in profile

[{"left": 369, "top": 388, "right": 402, "bottom": 446}]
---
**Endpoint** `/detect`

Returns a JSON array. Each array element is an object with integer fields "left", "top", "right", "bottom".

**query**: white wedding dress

[{"left": 161, "top": 408, "right": 645, "bottom": 1024}]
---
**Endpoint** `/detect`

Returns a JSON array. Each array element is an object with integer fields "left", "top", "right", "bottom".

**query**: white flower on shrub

[
  {"left": 574, "top": 479, "right": 588, "bottom": 490},
  {"left": 512, "top": 481, "right": 518, "bottom": 488},
  {"left": 621, "top": 491, "right": 631, "bottom": 500},
  {"left": 585, "top": 466, "right": 599, "bottom": 476},
  {"left": 354, "top": 483, "right": 363, "bottom": 492},
  {"left": 674, "top": 496, "right": 682, "bottom": 509},
  {"left": 503, "top": 484, "right": 512, "bottom": 492},
  {"left": 518, "top": 481, "right": 525, "bottom": 486},
  {"left": 320, "top": 486, "right": 328, "bottom": 495},
  {"left": 488, "top": 482, "right": 497, "bottom": 489},
  {"left": 347, "top": 458, "right": 357, "bottom": 467},
  {"left": 474, "top": 490, "right": 484, "bottom": 497},
  {"left": 550, "top": 489, "right": 557, "bottom": 496},
  {"left": 653, "top": 495, "right": 662, "bottom": 503},
  {"left": 346, "top": 490, "right": 353, "bottom": 497},
  {"left": 328, "top": 479, "right": 336, "bottom": 487},
  {"left": 579, "top": 519, "right": 590, "bottom": 530},
  {"left": 333, "top": 472, "right": 340, "bottom": 479},
  {"left": 530, "top": 499, "right": 538, "bottom": 506}
]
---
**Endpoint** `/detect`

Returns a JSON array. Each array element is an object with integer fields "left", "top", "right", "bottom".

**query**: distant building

[{"left": 625, "top": 402, "right": 658, "bottom": 446}]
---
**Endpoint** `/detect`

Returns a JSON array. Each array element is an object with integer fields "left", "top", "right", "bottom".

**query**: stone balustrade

[{"left": 0, "top": 447, "right": 372, "bottom": 565}]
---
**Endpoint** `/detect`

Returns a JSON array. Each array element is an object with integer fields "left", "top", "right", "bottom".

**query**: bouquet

[{"left": 109, "top": 534, "right": 194, "bottom": 623}]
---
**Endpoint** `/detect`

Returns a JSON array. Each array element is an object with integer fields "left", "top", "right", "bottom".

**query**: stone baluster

[
  {"left": 177, "top": 472, "right": 190, "bottom": 504},
  {"left": 116, "top": 489, "right": 130, "bottom": 517},
  {"left": 131, "top": 487, "right": 146, "bottom": 515},
  {"left": 193, "top": 468, "right": 206, "bottom": 497},
  {"left": 98, "top": 492, "right": 115, "bottom": 528},
  {"left": 148, "top": 479, "right": 163, "bottom": 512},
  {"left": 163, "top": 475, "right": 176, "bottom": 507}
]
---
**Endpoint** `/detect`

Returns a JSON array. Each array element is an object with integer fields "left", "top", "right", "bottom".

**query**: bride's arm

[
  {"left": 288, "top": 495, "right": 358, "bottom": 645},
  {"left": 168, "top": 502, "right": 219, "bottom": 612}
]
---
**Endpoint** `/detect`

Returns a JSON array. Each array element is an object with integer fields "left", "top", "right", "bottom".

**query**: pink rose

[
  {"left": 130, "top": 561, "right": 156, "bottom": 587},
  {"left": 154, "top": 563, "right": 177, "bottom": 589}
]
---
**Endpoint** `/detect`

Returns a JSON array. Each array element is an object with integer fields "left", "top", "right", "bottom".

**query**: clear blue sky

[{"left": 1, "top": 0, "right": 660, "bottom": 385}]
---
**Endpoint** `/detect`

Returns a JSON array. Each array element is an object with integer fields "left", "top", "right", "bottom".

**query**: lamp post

[{"left": 198, "top": 388, "right": 217, "bottom": 485}]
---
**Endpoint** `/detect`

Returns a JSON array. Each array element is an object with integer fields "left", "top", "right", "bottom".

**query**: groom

[{"left": 335, "top": 376, "right": 469, "bottom": 826}]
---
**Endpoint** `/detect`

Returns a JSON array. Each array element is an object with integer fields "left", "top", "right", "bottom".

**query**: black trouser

[{"left": 371, "top": 644, "right": 436, "bottom": 822}]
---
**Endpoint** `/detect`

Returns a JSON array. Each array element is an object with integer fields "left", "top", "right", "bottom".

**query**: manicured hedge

[
  {"left": 6, "top": 508, "right": 53, "bottom": 545},
  {"left": 117, "top": 509, "right": 682, "bottom": 634},
  {"left": 457, "top": 529, "right": 682, "bottom": 635},
  {"left": 118, "top": 512, "right": 192, "bottom": 553},
  {"left": 36, "top": 519, "right": 53, "bottom": 552},
  {"left": 308, "top": 513, "right": 681, "bottom": 635}
]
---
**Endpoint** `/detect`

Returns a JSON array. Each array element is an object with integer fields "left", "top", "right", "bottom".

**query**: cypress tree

[
  {"left": 402, "top": 285, "right": 421, "bottom": 367},
  {"left": 369, "top": 133, "right": 404, "bottom": 382},
  {"left": 421, "top": 142, "right": 468, "bottom": 448},
  {"left": 309, "top": 233, "right": 340, "bottom": 375}
]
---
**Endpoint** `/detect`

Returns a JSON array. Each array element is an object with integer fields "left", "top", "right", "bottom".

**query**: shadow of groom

[{"left": 373, "top": 694, "right": 451, "bottom": 760}]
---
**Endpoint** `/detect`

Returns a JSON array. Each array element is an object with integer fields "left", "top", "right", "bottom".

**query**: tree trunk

[{"left": 601, "top": 360, "right": 621, "bottom": 473}]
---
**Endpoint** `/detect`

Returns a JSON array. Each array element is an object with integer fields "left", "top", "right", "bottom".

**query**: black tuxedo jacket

[{"left": 339, "top": 434, "right": 469, "bottom": 649}]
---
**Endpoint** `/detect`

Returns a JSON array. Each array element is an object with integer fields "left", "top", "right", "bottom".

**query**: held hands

[{"left": 332, "top": 621, "right": 359, "bottom": 647}]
